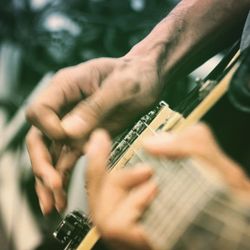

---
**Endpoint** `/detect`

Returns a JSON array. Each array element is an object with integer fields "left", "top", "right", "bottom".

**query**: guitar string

[
  {"left": 120, "top": 127, "right": 250, "bottom": 249},
  {"left": 84, "top": 119, "right": 250, "bottom": 249},
  {"left": 143, "top": 160, "right": 219, "bottom": 248},
  {"left": 120, "top": 131, "right": 220, "bottom": 249},
  {"left": 147, "top": 160, "right": 250, "bottom": 248},
  {"left": 112, "top": 122, "right": 249, "bottom": 240},
  {"left": 77, "top": 47, "right": 241, "bottom": 247}
]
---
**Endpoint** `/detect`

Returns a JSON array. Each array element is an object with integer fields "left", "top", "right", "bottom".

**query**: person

[
  {"left": 85, "top": 125, "right": 250, "bottom": 250},
  {"left": 25, "top": 0, "right": 250, "bottom": 248},
  {"left": 84, "top": 47, "right": 250, "bottom": 250}
]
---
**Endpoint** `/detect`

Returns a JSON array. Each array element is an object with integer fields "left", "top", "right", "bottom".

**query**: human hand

[
  {"left": 143, "top": 123, "right": 250, "bottom": 194},
  {"left": 25, "top": 55, "right": 163, "bottom": 214},
  {"left": 85, "top": 130, "right": 156, "bottom": 250},
  {"left": 85, "top": 124, "right": 250, "bottom": 250}
]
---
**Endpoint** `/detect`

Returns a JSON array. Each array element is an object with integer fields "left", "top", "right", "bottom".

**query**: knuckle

[
  {"left": 25, "top": 104, "right": 40, "bottom": 123},
  {"left": 51, "top": 177, "right": 63, "bottom": 190},
  {"left": 31, "top": 163, "right": 44, "bottom": 178},
  {"left": 76, "top": 98, "right": 104, "bottom": 122},
  {"left": 53, "top": 67, "right": 74, "bottom": 86},
  {"left": 54, "top": 68, "right": 70, "bottom": 81},
  {"left": 89, "top": 98, "right": 104, "bottom": 117}
]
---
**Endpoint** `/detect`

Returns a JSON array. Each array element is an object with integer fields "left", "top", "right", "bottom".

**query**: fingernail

[
  {"left": 39, "top": 200, "right": 46, "bottom": 215},
  {"left": 61, "top": 115, "right": 87, "bottom": 136},
  {"left": 55, "top": 205, "right": 62, "bottom": 213}
]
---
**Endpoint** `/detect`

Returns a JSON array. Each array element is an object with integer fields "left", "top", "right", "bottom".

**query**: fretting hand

[{"left": 85, "top": 124, "right": 250, "bottom": 250}]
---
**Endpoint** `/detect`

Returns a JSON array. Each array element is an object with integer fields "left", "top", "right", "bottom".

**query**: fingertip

[
  {"left": 39, "top": 200, "right": 53, "bottom": 215},
  {"left": 142, "top": 133, "right": 174, "bottom": 153},
  {"left": 132, "top": 164, "right": 154, "bottom": 178},
  {"left": 54, "top": 191, "right": 67, "bottom": 213},
  {"left": 125, "top": 180, "right": 158, "bottom": 213},
  {"left": 91, "top": 129, "right": 111, "bottom": 141},
  {"left": 38, "top": 199, "right": 47, "bottom": 215},
  {"left": 35, "top": 184, "right": 54, "bottom": 215},
  {"left": 87, "top": 129, "right": 111, "bottom": 155},
  {"left": 137, "top": 180, "right": 158, "bottom": 209}
]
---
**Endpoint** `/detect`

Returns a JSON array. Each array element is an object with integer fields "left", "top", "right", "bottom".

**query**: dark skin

[{"left": 26, "top": 0, "right": 250, "bottom": 214}]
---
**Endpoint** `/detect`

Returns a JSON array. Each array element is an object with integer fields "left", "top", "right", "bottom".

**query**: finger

[
  {"left": 50, "top": 141, "right": 63, "bottom": 165},
  {"left": 143, "top": 123, "right": 217, "bottom": 159},
  {"left": 35, "top": 178, "right": 54, "bottom": 215},
  {"left": 103, "top": 180, "right": 157, "bottom": 247},
  {"left": 85, "top": 129, "right": 111, "bottom": 198},
  {"left": 53, "top": 147, "right": 81, "bottom": 212},
  {"left": 109, "top": 165, "right": 154, "bottom": 190},
  {"left": 25, "top": 64, "right": 100, "bottom": 140},
  {"left": 118, "top": 181, "right": 157, "bottom": 246},
  {"left": 61, "top": 88, "right": 121, "bottom": 139},
  {"left": 53, "top": 189, "right": 67, "bottom": 213},
  {"left": 26, "top": 127, "right": 63, "bottom": 212},
  {"left": 60, "top": 68, "right": 146, "bottom": 139},
  {"left": 123, "top": 180, "right": 157, "bottom": 218},
  {"left": 55, "top": 146, "right": 81, "bottom": 183}
]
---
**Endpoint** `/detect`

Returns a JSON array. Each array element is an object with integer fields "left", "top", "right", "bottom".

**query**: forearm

[{"left": 126, "top": 0, "right": 250, "bottom": 83}]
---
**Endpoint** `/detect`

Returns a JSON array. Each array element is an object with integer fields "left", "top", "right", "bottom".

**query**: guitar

[{"left": 53, "top": 47, "right": 250, "bottom": 250}]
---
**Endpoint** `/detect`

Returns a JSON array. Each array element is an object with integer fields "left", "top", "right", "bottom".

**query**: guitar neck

[{"left": 130, "top": 152, "right": 250, "bottom": 250}]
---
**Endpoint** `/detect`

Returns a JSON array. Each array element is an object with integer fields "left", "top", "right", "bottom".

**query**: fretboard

[{"left": 126, "top": 151, "right": 250, "bottom": 250}]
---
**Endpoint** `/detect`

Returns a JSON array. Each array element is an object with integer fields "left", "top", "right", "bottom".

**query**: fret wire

[
  {"left": 143, "top": 164, "right": 194, "bottom": 231},
  {"left": 145, "top": 183, "right": 211, "bottom": 250},
  {"left": 88, "top": 122, "right": 250, "bottom": 249},
  {"left": 214, "top": 194, "right": 250, "bottom": 219},
  {"left": 206, "top": 196, "right": 250, "bottom": 232},
  {"left": 144, "top": 176, "right": 195, "bottom": 241},
  {"left": 142, "top": 160, "right": 214, "bottom": 243},
  {"left": 179, "top": 195, "right": 250, "bottom": 249},
  {"left": 148, "top": 176, "right": 211, "bottom": 244},
  {"left": 143, "top": 122, "right": 157, "bottom": 135},
  {"left": 109, "top": 151, "right": 228, "bottom": 245},
  {"left": 148, "top": 190, "right": 209, "bottom": 239},
  {"left": 144, "top": 157, "right": 231, "bottom": 249},
  {"left": 130, "top": 154, "right": 203, "bottom": 236},
  {"left": 200, "top": 202, "right": 250, "bottom": 238},
  {"left": 189, "top": 214, "right": 248, "bottom": 248}
]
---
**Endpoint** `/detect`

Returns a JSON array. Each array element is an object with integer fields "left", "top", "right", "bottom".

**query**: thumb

[
  {"left": 61, "top": 88, "right": 118, "bottom": 139},
  {"left": 85, "top": 129, "right": 111, "bottom": 209}
]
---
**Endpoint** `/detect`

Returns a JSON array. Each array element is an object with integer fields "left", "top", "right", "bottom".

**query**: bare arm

[
  {"left": 127, "top": 0, "right": 250, "bottom": 83},
  {"left": 26, "top": 0, "right": 250, "bottom": 214}
]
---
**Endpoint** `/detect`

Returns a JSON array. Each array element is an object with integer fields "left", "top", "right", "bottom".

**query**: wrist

[
  {"left": 124, "top": 11, "right": 190, "bottom": 83},
  {"left": 124, "top": 41, "right": 168, "bottom": 79}
]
